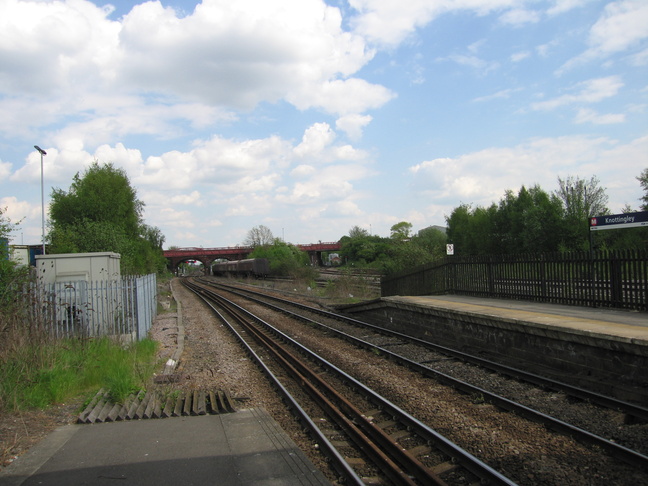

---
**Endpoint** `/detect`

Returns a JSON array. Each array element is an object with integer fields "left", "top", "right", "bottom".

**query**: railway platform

[
  {"left": 339, "top": 294, "right": 648, "bottom": 402},
  {"left": 0, "top": 408, "right": 331, "bottom": 486},
  {"left": 387, "top": 294, "right": 648, "bottom": 336}
]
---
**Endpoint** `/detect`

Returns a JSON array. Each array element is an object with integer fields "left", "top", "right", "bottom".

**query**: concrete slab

[{"left": 0, "top": 409, "right": 331, "bottom": 486}]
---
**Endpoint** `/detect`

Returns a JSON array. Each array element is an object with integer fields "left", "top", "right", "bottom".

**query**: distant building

[{"left": 8, "top": 244, "right": 43, "bottom": 266}]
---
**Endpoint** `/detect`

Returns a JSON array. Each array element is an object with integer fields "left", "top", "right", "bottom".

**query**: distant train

[{"left": 211, "top": 258, "right": 270, "bottom": 278}]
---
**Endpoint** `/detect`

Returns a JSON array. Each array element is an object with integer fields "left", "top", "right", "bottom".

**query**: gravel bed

[
  {"left": 154, "top": 280, "right": 342, "bottom": 484},
  {"left": 194, "top": 278, "right": 648, "bottom": 485}
]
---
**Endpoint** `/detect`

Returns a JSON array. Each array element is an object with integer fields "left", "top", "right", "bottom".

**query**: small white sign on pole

[{"left": 446, "top": 244, "right": 454, "bottom": 255}]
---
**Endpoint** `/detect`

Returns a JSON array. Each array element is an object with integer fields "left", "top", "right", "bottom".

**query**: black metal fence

[{"left": 381, "top": 250, "right": 648, "bottom": 311}]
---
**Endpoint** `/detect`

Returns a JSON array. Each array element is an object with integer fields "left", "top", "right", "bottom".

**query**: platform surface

[
  {"left": 383, "top": 294, "right": 648, "bottom": 344},
  {"left": 0, "top": 408, "right": 331, "bottom": 486}
]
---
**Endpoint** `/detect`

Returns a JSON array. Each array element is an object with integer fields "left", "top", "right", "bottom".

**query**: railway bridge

[{"left": 163, "top": 242, "right": 341, "bottom": 273}]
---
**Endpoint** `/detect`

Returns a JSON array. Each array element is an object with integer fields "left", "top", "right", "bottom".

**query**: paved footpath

[{"left": 0, "top": 409, "right": 331, "bottom": 486}]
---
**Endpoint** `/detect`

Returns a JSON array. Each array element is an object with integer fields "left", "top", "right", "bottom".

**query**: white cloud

[
  {"left": 348, "top": 0, "right": 527, "bottom": 47},
  {"left": 473, "top": 88, "right": 521, "bottom": 102},
  {"left": 547, "top": 0, "right": 592, "bottom": 16},
  {"left": 0, "top": 0, "right": 392, "bottom": 146},
  {"left": 531, "top": 76, "right": 624, "bottom": 111},
  {"left": 336, "top": 114, "right": 373, "bottom": 140},
  {"left": 0, "top": 196, "right": 38, "bottom": 224},
  {"left": 408, "top": 135, "right": 647, "bottom": 213},
  {"left": 587, "top": 0, "right": 648, "bottom": 57},
  {"left": 511, "top": 51, "right": 531, "bottom": 62},
  {"left": 574, "top": 108, "right": 625, "bottom": 124},
  {"left": 559, "top": 0, "right": 648, "bottom": 71},
  {"left": 442, "top": 54, "right": 500, "bottom": 74},
  {"left": 170, "top": 191, "right": 202, "bottom": 206},
  {"left": 499, "top": 8, "right": 540, "bottom": 27},
  {"left": 291, "top": 165, "right": 317, "bottom": 178},
  {"left": 294, "top": 123, "right": 337, "bottom": 159},
  {"left": 0, "top": 159, "right": 11, "bottom": 180},
  {"left": 116, "top": 0, "right": 382, "bottom": 114}
]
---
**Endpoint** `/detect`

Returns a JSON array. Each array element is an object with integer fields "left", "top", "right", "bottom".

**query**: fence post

[{"left": 609, "top": 251, "right": 623, "bottom": 307}]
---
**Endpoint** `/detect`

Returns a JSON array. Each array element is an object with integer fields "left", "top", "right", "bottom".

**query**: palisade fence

[
  {"left": 381, "top": 250, "right": 648, "bottom": 311},
  {"left": 25, "top": 274, "right": 157, "bottom": 341}
]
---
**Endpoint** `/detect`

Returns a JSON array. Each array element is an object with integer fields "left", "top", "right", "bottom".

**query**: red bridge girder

[{"left": 163, "top": 242, "right": 341, "bottom": 272}]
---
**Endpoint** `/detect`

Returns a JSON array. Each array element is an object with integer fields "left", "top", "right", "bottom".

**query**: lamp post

[{"left": 34, "top": 145, "right": 47, "bottom": 255}]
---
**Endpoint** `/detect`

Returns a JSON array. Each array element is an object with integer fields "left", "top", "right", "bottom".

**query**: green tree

[
  {"left": 555, "top": 175, "right": 609, "bottom": 251},
  {"left": 48, "top": 162, "right": 166, "bottom": 275},
  {"left": 243, "top": 225, "right": 274, "bottom": 247},
  {"left": 413, "top": 227, "right": 447, "bottom": 259},
  {"left": 339, "top": 226, "right": 390, "bottom": 267},
  {"left": 390, "top": 221, "right": 413, "bottom": 241},
  {"left": 0, "top": 208, "right": 30, "bottom": 312},
  {"left": 249, "top": 239, "right": 310, "bottom": 276},
  {"left": 495, "top": 185, "right": 563, "bottom": 253},
  {"left": 348, "top": 225, "right": 369, "bottom": 238},
  {"left": 50, "top": 161, "right": 142, "bottom": 238},
  {"left": 445, "top": 204, "right": 475, "bottom": 255},
  {"left": 638, "top": 168, "right": 648, "bottom": 211}
]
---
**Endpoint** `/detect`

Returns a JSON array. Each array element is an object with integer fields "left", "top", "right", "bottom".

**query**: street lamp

[{"left": 34, "top": 145, "right": 47, "bottom": 255}]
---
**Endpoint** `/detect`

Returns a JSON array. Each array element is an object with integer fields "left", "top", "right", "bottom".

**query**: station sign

[{"left": 589, "top": 211, "right": 648, "bottom": 231}]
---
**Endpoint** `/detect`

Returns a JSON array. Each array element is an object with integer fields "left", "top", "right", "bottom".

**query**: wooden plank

[
  {"left": 105, "top": 402, "right": 122, "bottom": 422},
  {"left": 152, "top": 395, "right": 163, "bottom": 419},
  {"left": 77, "top": 389, "right": 105, "bottom": 423},
  {"left": 172, "top": 395, "right": 183, "bottom": 417},
  {"left": 133, "top": 392, "right": 152, "bottom": 420},
  {"left": 162, "top": 396, "right": 174, "bottom": 418},
  {"left": 126, "top": 394, "right": 142, "bottom": 420},
  {"left": 195, "top": 391, "right": 206, "bottom": 415},
  {"left": 143, "top": 393, "right": 157, "bottom": 419},
  {"left": 96, "top": 400, "right": 114, "bottom": 423},
  {"left": 208, "top": 391, "right": 218, "bottom": 414},
  {"left": 183, "top": 392, "right": 192, "bottom": 416}
]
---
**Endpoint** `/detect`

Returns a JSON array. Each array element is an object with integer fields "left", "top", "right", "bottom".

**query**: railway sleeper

[{"left": 78, "top": 388, "right": 236, "bottom": 424}]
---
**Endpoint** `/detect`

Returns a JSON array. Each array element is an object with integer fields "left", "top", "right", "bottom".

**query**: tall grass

[{"left": 0, "top": 336, "right": 159, "bottom": 411}]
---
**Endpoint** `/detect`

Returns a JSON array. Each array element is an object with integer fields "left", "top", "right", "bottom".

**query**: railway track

[
  {"left": 192, "top": 277, "right": 648, "bottom": 477},
  {"left": 183, "top": 278, "right": 516, "bottom": 485}
]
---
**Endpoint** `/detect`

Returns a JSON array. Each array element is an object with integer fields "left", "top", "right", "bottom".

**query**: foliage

[
  {"left": 243, "top": 225, "right": 274, "bottom": 247},
  {"left": 249, "top": 238, "right": 312, "bottom": 277},
  {"left": 0, "top": 337, "right": 159, "bottom": 411},
  {"left": 390, "top": 221, "right": 413, "bottom": 241},
  {"left": 0, "top": 207, "right": 31, "bottom": 313},
  {"left": 446, "top": 182, "right": 604, "bottom": 255},
  {"left": 639, "top": 168, "right": 648, "bottom": 211},
  {"left": 554, "top": 175, "right": 609, "bottom": 251},
  {"left": 340, "top": 225, "right": 446, "bottom": 274},
  {"left": 348, "top": 225, "right": 369, "bottom": 238},
  {"left": 48, "top": 162, "right": 166, "bottom": 275},
  {"left": 443, "top": 175, "right": 648, "bottom": 255}
]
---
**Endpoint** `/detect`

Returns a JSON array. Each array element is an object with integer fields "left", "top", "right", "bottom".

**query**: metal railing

[
  {"left": 381, "top": 250, "right": 648, "bottom": 311},
  {"left": 25, "top": 274, "right": 157, "bottom": 341}
]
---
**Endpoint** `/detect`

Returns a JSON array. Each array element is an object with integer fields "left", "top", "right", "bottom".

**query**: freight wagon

[{"left": 212, "top": 258, "right": 270, "bottom": 278}]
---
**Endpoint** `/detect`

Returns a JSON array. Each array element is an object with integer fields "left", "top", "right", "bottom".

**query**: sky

[{"left": 1, "top": 0, "right": 647, "bottom": 249}]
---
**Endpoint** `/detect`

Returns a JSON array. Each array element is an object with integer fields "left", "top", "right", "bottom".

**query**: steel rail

[
  {"left": 203, "top": 278, "right": 648, "bottom": 421},
  {"left": 188, "top": 281, "right": 442, "bottom": 485},
  {"left": 182, "top": 281, "right": 365, "bottom": 486},
  {"left": 187, "top": 279, "right": 517, "bottom": 486},
  {"left": 199, "top": 279, "right": 648, "bottom": 472}
]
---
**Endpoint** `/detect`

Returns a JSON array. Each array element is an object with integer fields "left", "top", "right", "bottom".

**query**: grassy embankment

[
  {"left": 0, "top": 294, "right": 161, "bottom": 413},
  {"left": 0, "top": 335, "right": 159, "bottom": 412}
]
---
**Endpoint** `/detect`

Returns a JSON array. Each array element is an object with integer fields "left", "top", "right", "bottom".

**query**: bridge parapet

[{"left": 163, "top": 242, "right": 341, "bottom": 272}]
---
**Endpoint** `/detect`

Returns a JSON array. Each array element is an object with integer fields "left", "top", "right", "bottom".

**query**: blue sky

[{"left": 1, "top": 0, "right": 647, "bottom": 249}]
